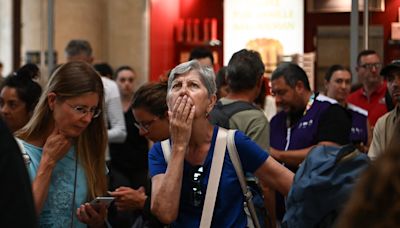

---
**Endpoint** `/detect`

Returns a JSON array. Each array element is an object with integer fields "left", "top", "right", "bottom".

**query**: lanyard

[
  {"left": 285, "top": 93, "right": 316, "bottom": 150},
  {"left": 303, "top": 93, "right": 315, "bottom": 116}
]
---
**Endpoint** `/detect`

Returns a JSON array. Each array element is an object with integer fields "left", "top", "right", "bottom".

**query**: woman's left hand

[{"left": 76, "top": 203, "right": 107, "bottom": 228}]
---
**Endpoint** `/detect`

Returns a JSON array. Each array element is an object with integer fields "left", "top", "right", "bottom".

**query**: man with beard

[
  {"left": 369, "top": 60, "right": 400, "bottom": 159},
  {"left": 269, "top": 62, "right": 352, "bottom": 223},
  {"left": 269, "top": 63, "right": 351, "bottom": 169},
  {"left": 265, "top": 63, "right": 351, "bottom": 224}
]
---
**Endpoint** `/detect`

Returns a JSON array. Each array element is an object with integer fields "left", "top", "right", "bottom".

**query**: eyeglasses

[
  {"left": 134, "top": 118, "right": 158, "bottom": 133},
  {"left": 191, "top": 165, "right": 204, "bottom": 207},
  {"left": 359, "top": 63, "right": 382, "bottom": 70},
  {"left": 65, "top": 102, "right": 101, "bottom": 119}
]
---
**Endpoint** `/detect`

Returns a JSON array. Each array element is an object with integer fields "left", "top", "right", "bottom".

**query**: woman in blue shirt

[
  {"left": 16, "top": 61, "right": 108, "bottom": 227},
  {"left": 149, "top": 60, "right": 294, "bottom": 227}
]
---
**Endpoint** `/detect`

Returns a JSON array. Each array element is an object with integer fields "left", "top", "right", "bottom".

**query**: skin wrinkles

[
  {"left": 168, "top": 72, "right": 214, "bottom": 120},
  {"left": 271, "top": 77, "right": 305, "bottom": 114},
  {"left": 49, "top": 92, "right": 99, "bottom": 138}
]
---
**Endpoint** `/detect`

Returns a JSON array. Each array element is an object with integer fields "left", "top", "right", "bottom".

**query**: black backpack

[
  {"left": 209, "top": 100, "right": 270, "bottom": 227},
  {"left": 208, "top": 100, "right": 258, "bottom": 128}
]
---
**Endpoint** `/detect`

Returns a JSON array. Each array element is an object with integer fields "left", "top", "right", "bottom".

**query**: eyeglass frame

[
  {"left": 191, "top": 165, "right": 204, "bottom": 207},
  {"left": 134, "top": 117, "right": 158, "bottom": 133},
  {"left": 64, "top": 101, "right": 102, "bottom": 119},
  {"left": 359, "top": 62, "right": 382, "bottom": 71}
]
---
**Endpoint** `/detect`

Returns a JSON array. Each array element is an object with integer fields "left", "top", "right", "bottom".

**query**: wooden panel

[
  {"left": 315, "top": 25, "right": 383, "bottom": 91},
  {"left": 307, "top": 0, "right": 384, "bottom": 13}
]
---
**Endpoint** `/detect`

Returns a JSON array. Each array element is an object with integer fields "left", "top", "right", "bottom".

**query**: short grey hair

[
  {"left": 65, "top": 39, "right": 92, "bottom": 58},
  {"left": 167, "top": 60, "right": 216, "bottom": 97}
]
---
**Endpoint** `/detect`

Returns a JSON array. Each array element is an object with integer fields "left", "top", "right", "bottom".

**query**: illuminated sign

[{"left": 224, "top": 0, "right": 304, "bottom": 72}]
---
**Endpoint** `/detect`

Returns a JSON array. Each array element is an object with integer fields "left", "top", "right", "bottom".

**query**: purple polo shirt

[
  {"left": 347, "top": 103, "right": 368, "bottom": 145},
  {"left": 270, "top": 94, "right": 335, "bottom": 151}
]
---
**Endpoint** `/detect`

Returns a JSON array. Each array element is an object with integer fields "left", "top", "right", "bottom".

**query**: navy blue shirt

[
  {"left": 270, "top": 94, "right": 351, "bottom": 166},
  {"left": 149, "top": 126, "right": 269, "bottom": 227}
]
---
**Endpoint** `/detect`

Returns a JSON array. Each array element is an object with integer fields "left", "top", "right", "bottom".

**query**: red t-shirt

[{"left": 347, "top": 83, "right": 388, "bottom": 127}]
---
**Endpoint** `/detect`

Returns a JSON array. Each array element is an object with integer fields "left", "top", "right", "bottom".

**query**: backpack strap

[
  {"left": 226, "top": 129, "right": 261, "bottom": 228},
  {"left": 160, "top": 139, "right": 171, "bottom": 162},
  {"left": 160, "top": 128, "right": 228, "bottom": 228},
  {"left": 218, "top": 101, "right": 258, "bottom": 117},
  {"left": 209, "top": 100, "right": 259, "bottom": 128}
]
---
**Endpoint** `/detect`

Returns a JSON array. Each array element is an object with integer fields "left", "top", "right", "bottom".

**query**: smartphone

[{"left": 89, "top": 196, "right": 115, "bottom": 208}]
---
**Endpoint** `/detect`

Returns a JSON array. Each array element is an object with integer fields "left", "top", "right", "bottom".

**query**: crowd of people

[{"left": 1, "top": 39, "right": 400, "bottom": 228}]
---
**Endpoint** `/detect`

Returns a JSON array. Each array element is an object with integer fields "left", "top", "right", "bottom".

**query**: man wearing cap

[{"left": 368, "top": 60, "right": 400, "bottom": 159}]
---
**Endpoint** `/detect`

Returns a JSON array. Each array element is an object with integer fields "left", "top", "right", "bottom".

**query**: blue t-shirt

[
  {"left": 149, "top": 126, "right": 269, "bottom": 227},
  {"left": 21, "top": 140, "right": 88, "bottom": 228}
]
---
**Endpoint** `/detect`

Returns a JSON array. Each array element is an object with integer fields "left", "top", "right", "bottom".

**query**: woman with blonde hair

[{"left": 16, "top": 61, "right": 108, "bottom": 227}]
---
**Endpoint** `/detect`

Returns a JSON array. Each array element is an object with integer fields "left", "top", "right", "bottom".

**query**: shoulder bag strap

[
  {"left": 161, "top": 139, "right": 171, "bottom": 163},
  {"left": 199, "top": 127, "right": 227, "bottom": 228},
  {"left": 226, "top": 130, "right": 261, "bottom": 228},
  {"left": 159, "top": 129, "right": 228, "bottom": 228}
]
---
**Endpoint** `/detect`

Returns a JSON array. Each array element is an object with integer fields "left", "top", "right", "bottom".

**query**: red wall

[
  {"left": 149, "top": 0, "right": 223, "bottom": 81},
  {"left": 372, "top": 0, "right": 400, "bottom": 63},
  {"left": 149, "top": 0, "right": 180, "bottom": 81},
  {"left": 179, "top": 0, "right": 224, "bottom": 43},
  {"left": 151, "top": 0, "right": 400, "bottom": 81}
]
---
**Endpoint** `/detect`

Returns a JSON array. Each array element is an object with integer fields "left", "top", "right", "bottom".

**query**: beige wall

[
  {"left": 0, "top": 0, "right": 12, "bottom": 76},
  {"left": 21, "top": 0, "right": 149, "bottom": 85},
  {"left": 106, "top": 0, "right": 149, "bottom": 87},
  {"left": 55, "top": 0, "right": 106, "bottom": 64},
  {"left": 316, "top": 25, "right": 383, "bottom": 91}
]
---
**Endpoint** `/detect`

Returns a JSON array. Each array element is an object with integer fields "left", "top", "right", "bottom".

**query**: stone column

[
  {"left": 20, "top": 0, "right": 149, "bottom": 82},
  {"left": 106, "top": 0, "right": 149, "bottom": 86},
  {"left": 54, "top": 0, "right": 106, "bottom": 64}
]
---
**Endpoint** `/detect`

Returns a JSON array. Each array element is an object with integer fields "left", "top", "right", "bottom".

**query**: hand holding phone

[{"left": 89, "top": 196, "right": 115, "bottom": 209}]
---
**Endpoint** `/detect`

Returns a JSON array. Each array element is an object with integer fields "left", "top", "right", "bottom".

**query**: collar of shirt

[{"left": 361, "top": 82, "right": 387, "bottom": 100}]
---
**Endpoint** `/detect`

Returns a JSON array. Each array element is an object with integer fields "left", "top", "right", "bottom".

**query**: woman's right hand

[
  {"left": 169, "top": 95, "right": 195, "bottom": 150},
  {"left": 109, "top": 186, "right": 147, "bottom": 211},
  {"left": 76, "top": 203, "right": 107, "bottom": 228},
  {"left": 41, "top": 127, "right": 72, "bottom": 167}
]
